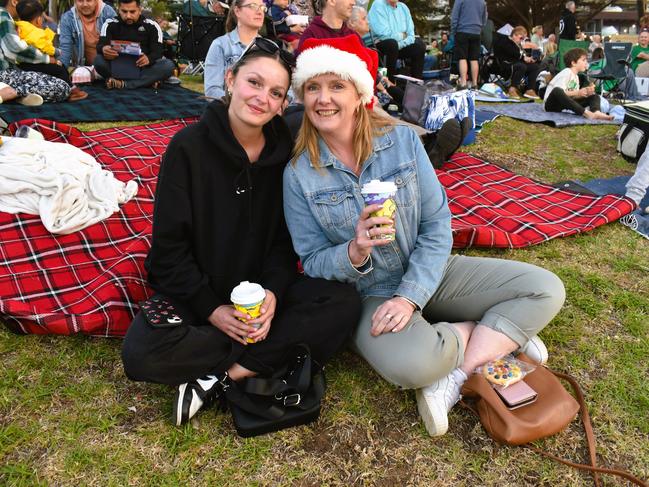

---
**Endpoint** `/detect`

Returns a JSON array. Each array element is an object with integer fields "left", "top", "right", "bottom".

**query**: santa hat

[{"left": 292, "top": 35, "right": 378, "bottom": 106}]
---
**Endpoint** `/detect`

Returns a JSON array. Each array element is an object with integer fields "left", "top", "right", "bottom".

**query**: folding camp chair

[
  {"left": 590, "top": 42, "right": 633, "bottom": 100},
  {"left": 177, "top": 13, "right": 226, "bottom": 76},
  {"left": 555, "top": 39, "right": 589, "bottom": 70}
]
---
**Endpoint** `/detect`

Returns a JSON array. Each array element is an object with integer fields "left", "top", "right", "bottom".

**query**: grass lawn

[{"left": 0, "top": 79, "right": 647, "bottom": 486}]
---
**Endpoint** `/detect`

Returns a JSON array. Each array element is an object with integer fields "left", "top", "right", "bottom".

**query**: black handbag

[
  {"left": 402, "top": 79, "right": 455, "bottom": 126},
  {"left": 224, "top": 344, "right": 326, "bottom": 437}
]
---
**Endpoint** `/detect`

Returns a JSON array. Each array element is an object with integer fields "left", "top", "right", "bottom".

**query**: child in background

[
  {"left": 543, "top": 48, "right": 612, "bottom": 120},
  {"left": 16, "top": 0, "right": 59, "bottom": 57},
  {"left": 270, "top": 0, "right": 305, "bottom": 51}
]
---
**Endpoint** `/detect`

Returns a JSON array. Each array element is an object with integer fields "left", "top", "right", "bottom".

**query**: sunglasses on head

[{"left": 236, "top": 37, "right": 296, "bottom": 70}]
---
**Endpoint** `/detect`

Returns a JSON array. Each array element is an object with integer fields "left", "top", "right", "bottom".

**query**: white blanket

[{"left": 0, "top": 136, "right": 138, "bottom": 234}]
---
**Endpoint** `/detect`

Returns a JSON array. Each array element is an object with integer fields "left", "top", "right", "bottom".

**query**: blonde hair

[
  {"left": 293, "top": 104, "right": 395, "bottom": 170},
  {"left": 511, "top": 26, "right": 527, "bottom": 37}
]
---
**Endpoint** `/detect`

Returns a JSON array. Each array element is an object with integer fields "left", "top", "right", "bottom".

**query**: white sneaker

[
  {"left": 518, "top": 335, "right": 549, "bottom": 365},
  {"left": 17, "top": 93, "right": 43, "bottom": 106},
  {"left": 416, "top": 369, "right": 465, "bottom": 437}
]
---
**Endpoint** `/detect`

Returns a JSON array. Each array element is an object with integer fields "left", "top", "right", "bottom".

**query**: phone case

[
  {"left": 139, "top": 296, "right": 183, "bottom": 328},
  {"left": 494, "top": 380, "right": 538, "bottom": 410}
]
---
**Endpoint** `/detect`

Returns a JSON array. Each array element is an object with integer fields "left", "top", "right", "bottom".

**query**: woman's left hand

[
  {"left": 246, "top": 289, "right": 277, "bottom": 342},
  {"left": 370, "top": 297, "right": 416, "bottom": 336}
]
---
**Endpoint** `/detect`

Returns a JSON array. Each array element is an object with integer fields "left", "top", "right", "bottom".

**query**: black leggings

[
  {"left": 121, "top": 276, "right": 361, "bottom": 385},
  {"left": 376, "top": 38, "right": 426, "bottom": 81},
  {"left": 544, "top": 88, "right": 600, "bottom": 115},
  {"left": 511, "top": 61, "right": 543, "bottom": 91}
]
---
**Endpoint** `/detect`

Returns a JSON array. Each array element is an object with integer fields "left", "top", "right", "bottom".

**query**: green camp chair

[{"left": 556, "top": 39, "right": 590, "bottom": 70}]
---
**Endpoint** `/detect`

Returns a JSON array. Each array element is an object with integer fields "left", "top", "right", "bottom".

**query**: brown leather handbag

[{"left": 461, "top": 354, "right": 647, "bottom": 487}]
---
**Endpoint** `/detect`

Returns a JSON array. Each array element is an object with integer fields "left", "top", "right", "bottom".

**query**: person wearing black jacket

[
  {"left": 559, "top": 1, "right": 577, "bottom": 41},
  {"left": 93, "top": 0, "right": 174, "bottom": 88},
  {"left": 121, "top": 40, "right": 361, "bottom": 426},
  {"left": 493, "top": 26, "right": 543, "bottom": 98}
]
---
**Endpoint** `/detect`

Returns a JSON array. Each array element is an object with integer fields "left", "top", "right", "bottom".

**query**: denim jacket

[
  {"left": 204, "top": 29, "right": 245, "bottom": 99},
  {"left": 58, "top": 4, "right": 116, "bottom": 68},
  {"left": 283, "top": 124, "right": 452, "bottom": 309}
]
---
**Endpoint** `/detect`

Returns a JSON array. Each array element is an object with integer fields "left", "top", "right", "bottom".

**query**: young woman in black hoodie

[{"left": 121, "top": 39, "right": 361, "bottom": 426}]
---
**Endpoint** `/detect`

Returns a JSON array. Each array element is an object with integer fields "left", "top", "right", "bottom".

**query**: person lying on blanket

[
  {"left": 282, "top": 35, "right": 566, "bottom": 437},
  {"left": 543, "top": 48, "right": 613, "bottom": 121},
  {"left": 93, "top": 0, "right": 174, "bottom": 90},
  {"left": 121, "top": 37, "right": 361, "bottom": 427}
]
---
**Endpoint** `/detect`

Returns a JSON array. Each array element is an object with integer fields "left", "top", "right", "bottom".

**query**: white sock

[{"left": 450, "top": 368, "right": 468, "bottom": 386}]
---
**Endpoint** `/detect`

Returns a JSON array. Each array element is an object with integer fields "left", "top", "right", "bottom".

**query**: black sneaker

[
  {"left": 428, "top": 118, "right": 463, "bottom": 169},
  {"left": 172, "top": 374, "right": 227, "bottom": 426}
]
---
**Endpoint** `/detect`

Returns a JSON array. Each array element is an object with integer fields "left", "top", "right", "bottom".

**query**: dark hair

[
  {"left": 16, "top": 0, "right": 44, "bottom": 22},
  {"left": 0, "top": 0, "right": 9, "bottom": 7},
  {"left": 564, "top": 47, "right": 587, "bottom": 67},
  {"left": 223, "top": 49, "right": 292, "bottom": 104},
  {"left": 226, "top": 0, "right": 243, "bottom": 32},
  {"left": 591, "top": 47, "right": 604, "bottom": 60},
  {"left": 118, "top": 0, "right": 141, "bottom": 5}
]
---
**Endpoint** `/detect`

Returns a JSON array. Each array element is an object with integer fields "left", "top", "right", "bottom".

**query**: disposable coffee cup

[
  {"left": 361, "top": 179, "right": 398, "bottom": 241},
  {"left": 230, "top": 281, "right": 266, "bottom": 343}
]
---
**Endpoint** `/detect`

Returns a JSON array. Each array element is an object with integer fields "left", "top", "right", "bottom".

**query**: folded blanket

[{"left": 0, "top": 137, "right": 137, "bottom": 234}]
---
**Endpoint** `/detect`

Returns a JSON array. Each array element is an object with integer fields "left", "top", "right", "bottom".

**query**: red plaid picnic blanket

[
  {"left": 1, "top": 118, "right": 197, "bottom": 337},
  {"left": 440, "top": 153, "right": 635, "bottom": 248},
  {"left": 0, "top": 120, "right": 635, "bottom": 337}
]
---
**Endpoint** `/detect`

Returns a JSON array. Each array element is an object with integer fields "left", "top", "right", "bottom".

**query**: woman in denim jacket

[{"left": 283, "top": 35, "right": 566, "bottom": 437}]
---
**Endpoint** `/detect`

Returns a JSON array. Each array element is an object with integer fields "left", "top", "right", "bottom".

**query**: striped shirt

[{"left": 0, "top": 7, "right": 49, "bottom": 71}]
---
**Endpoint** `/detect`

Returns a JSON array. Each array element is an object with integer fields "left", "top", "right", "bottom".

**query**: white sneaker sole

[
  {"left": 416, "top": 389, "right": 449, "bottom": 437},
  {"left": 173, "top": 382, "right": 189, "bottom": 426}
]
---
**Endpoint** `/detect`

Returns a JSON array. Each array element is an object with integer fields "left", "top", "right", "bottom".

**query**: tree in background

[
  {"left": 484, "top": 0, "right": 617, "bottom": 34},
  {"left": 407, "top": 0, "right": 450, "bottom": 36}
]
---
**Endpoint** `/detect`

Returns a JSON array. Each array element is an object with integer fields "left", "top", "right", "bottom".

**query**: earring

[{"left": 227, "top": 89, "right": 232, "bottom": 96}]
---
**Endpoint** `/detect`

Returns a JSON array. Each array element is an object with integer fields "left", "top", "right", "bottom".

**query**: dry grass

[{"left": 0, "top": 81, "right": 647, "bottom": 486}]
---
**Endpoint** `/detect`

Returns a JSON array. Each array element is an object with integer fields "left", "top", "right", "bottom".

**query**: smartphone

[{"left": 494, "top": 380, "right": 538, "bottom": 410}]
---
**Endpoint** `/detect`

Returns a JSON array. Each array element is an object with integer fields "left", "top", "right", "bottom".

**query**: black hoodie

[
  {"left": 559, "top": 8, "right": 577, "bottom": 41},
  {"left": 145, "top": 101, "right": 298, "bottom": 320}
]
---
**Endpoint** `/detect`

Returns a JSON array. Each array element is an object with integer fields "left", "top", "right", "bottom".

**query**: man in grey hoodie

[
  {"left": 450, "top": 0, "right": 487, "bottom": 89},
  {"left": 59, "top": 0, "right": 116, "bottom": 68}
]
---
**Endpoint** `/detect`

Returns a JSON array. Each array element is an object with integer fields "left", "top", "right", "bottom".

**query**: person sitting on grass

[
  {"left": 626, "top": 146, "right": 649, "bottom": 211},
  {"left": 493, "top": 25, "right": 543, "bottom": 99},
  {"left": 94, "top": 0, "right": 174, "bottom": 90},
  {"left": 543, "top": 48, "right": 613, "bottom": 121},
  {"left": 15, "top": 0, "right": 88, "bottom": 101}
]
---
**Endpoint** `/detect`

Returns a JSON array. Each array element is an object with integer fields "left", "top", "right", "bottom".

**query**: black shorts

[{"left": 453, "top": 32, "right": 481, "bottom": 61}]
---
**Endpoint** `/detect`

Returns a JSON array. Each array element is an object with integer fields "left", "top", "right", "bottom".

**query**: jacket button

[
  {"left": 395, "top": 177, "right": 403, "bottom": 185},
  {"left": 331, "top": 195, "right": 338, "bottom": 201}
]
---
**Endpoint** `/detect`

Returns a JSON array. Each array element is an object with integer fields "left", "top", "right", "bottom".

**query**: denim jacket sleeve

[
  {"left": 204, "top": 38, "right": 227, "bottom": 99},
  {"left": 58, "top": 12, "right": 75, "bottom": 68},
  {"left": 393, "top": 129, "right": 452, "bottom": 309},
  {"left": 283, "top": 163, "right": 371, "bottom": 283}
]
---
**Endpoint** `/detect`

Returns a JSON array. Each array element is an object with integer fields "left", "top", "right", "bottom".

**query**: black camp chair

[
  {"left": 177, "top": 13, "right": 226, "bottom": 75},
  {"left": 590, "top": 42, "right": 633, "bottom": 100}
]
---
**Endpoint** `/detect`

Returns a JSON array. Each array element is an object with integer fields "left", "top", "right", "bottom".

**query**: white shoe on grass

[
  {"left": 416, "top": 369, "right": 466, "bottom": 437},
  {"left": 518, "top": 335, "right": 549, "bottom": 365}
]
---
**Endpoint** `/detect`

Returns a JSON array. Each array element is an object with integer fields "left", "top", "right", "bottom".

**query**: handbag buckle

[{"left": 282, "top": 393, "right": 301, "bottom": 406}]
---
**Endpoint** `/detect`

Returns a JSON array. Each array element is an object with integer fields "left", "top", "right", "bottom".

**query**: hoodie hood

[{"left": 202, "top": 100, "right": 293, "bottom": 171}]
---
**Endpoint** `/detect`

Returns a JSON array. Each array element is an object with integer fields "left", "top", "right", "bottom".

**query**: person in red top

[{"left": 295, "top": 0, "right": 357, "bottom": 55}]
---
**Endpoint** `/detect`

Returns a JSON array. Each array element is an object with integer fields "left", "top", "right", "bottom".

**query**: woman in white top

[{"left": 543, "top": 47, "right": 613, "bottom": 120}]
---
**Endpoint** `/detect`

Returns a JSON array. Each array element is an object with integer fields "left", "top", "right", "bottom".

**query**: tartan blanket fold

[
  {"left": 0, "top": 120, "right": 635, "bottom": 336},
  {"left": 441, "top": 153, "right": 635, "bottom": 248}
]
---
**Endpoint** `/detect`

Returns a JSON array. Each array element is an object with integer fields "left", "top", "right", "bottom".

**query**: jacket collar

[{"left": 313, "top": 129, "right": 394, "bottom": 169}]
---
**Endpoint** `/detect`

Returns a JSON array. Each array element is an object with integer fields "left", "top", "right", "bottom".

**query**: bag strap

[{"left": 461, "top": 368, "right": 647, "bottom": 487}]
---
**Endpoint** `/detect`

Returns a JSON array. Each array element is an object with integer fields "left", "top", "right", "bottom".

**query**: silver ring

[{"left": 365, "top": 229, "right": 371, "bottom": 238}]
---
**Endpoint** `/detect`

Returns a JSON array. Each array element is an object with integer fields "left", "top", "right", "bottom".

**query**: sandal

[
  {"left": 106, "top": 78, "right": 125, "bottom": 90},
  {"left": 68, "top": 86, "right": 89, "bottom": 102}
]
